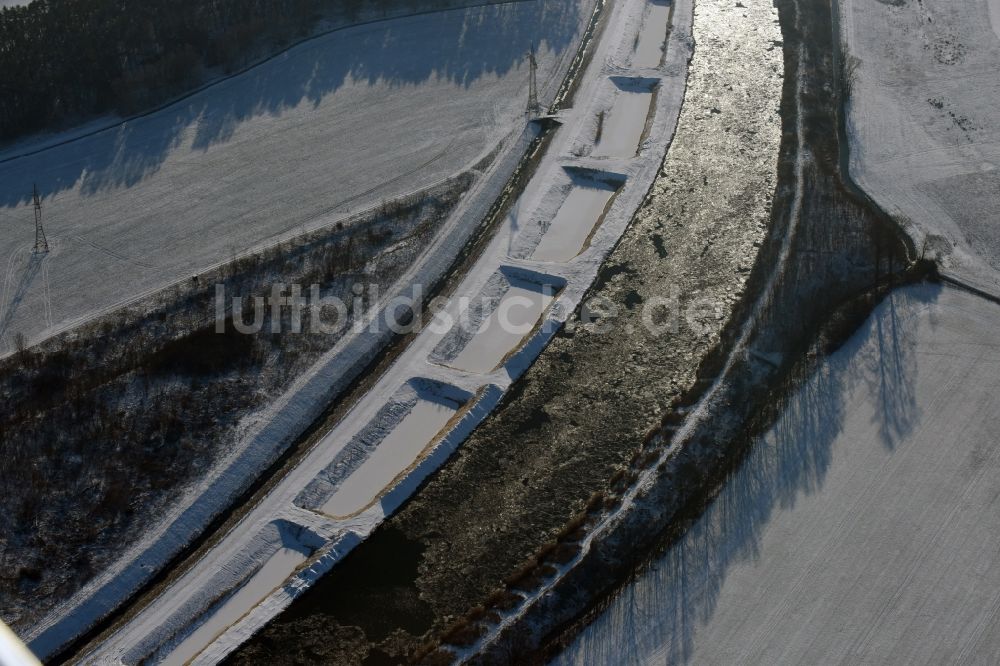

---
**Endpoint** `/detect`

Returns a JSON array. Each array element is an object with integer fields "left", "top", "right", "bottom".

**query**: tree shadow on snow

[
  {"left": 0, "top": 251, "right": 44, "bottom": 346},
  {"left": 560, "top": 286, "right": 936, "bottom": 666},
  {"left": 0, "top": 0, "right": 582, "bottom": 208}
]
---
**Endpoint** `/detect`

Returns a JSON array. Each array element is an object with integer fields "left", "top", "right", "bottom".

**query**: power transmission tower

[
  {"left": 32, "top": 184, "right": 49, "bottom": 254},
  {"left": 526, "top": 43, "right": 542, "bottom": 116}
]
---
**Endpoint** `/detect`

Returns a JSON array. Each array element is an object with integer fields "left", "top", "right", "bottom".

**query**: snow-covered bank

[
  {"left": 0, "top": 0, "right": 583, "bottom": 352},
  {"left": 840, "top": 0, "right": 1000, "bottom": 296},
  {"left": 558, "top": 284, "right": 1000, "bottom": 665}
]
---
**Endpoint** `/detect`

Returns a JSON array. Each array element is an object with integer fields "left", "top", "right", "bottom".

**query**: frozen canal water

[
  {"left": 556, "top": 285, "right": 1000, "bottom": 665},
  {"left": 532, "top": 182, "right": 618, "bottom": 262},
  {"left": 592, "top": 85, "right": 654, "bottom": 158},
  {"left": 163, "top": 544, "right": 309, "bottom": 666},
  {"left": 320, "top": 396, "right": 461, "bottom": 518},
  {"left": 632, "top": 0, "right": 671, "bottom": 67},
  {"left": 448, "top": 280, "right": 556, "bottom": 373}
]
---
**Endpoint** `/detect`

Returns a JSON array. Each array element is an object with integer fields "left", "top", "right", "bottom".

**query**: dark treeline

[{"left": 0, "top": 0, "right": 415, "bottom": 141}]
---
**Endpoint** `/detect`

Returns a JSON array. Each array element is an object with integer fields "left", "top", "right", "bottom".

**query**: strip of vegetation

[{"left": 0, "top": 175, "right": 469, "bottom": 634}]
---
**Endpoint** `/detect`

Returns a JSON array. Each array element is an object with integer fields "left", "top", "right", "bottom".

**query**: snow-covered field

[
  {"left": 558, "top": 283, "right": 1000, "bottom": 665},
  {"left": 0, "top": 0, "right": 584, "bottom": 351},
  {"left": 842, "top": 0, "right": 1000, "bottom": 296}
]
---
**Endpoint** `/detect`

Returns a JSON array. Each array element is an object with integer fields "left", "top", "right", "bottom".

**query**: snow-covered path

[
  {"left": 557, "top": 284, "right": 1000, "bottom": 665},
  {"left": 0, "top": 0, "right": 583, "bottom": 352}
]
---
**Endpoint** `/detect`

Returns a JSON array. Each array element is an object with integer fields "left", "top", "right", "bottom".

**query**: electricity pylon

[
  {"left": 526, "top": 44, "right": 542, "bottom": 116},
  {"left": 32, "top": 184, "right": 48, "bottom": 254}
]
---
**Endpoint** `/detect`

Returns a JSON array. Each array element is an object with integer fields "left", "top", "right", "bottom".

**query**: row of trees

[{"left": 0, "top": 0, "right": 404, "bottom": 141}]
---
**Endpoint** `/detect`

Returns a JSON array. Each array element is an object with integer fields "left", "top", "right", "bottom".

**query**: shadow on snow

[
  {"left": 0, "top": 0, "right": 581, "bottom": 208},
  {"left": 562, "top": 285, "right": 935, "bottom": 665}
]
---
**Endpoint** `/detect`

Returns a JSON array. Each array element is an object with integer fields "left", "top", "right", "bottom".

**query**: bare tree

[
  {"left": 13, "top": 331, "right": 27, "bottom": 363},
  {"left": 841, "top": 52, "right": 862, "bottom": 101}
]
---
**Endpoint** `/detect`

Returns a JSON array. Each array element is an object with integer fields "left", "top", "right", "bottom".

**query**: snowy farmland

[
  {"left": 0, "top": 0, "right": 586, "bottom": 351},
  {"left": 842, "top": 0, "right": 1000, "bottom": 296},
  {"left": 558, "top": 284, "right": 1000, "bottom": 665}
]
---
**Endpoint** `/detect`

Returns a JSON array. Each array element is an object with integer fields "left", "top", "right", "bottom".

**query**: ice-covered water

[
  {"left": 162, "top": 544, "right": 309, "bottom": 666},
  {"left": 448, "top": 280, "right": 555, "bottom": 373},
  {"left": 320, "top": 397, "right": 460, "bottom": 517},
  {"left": 532, "top": 183, "right": 617, "bottom": 262},
  {"left": 633, "top": 0, "right": 672, "bottom": 67},
  {"left": 592, "top": 89, "right": 654, "bottom": 158}
]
